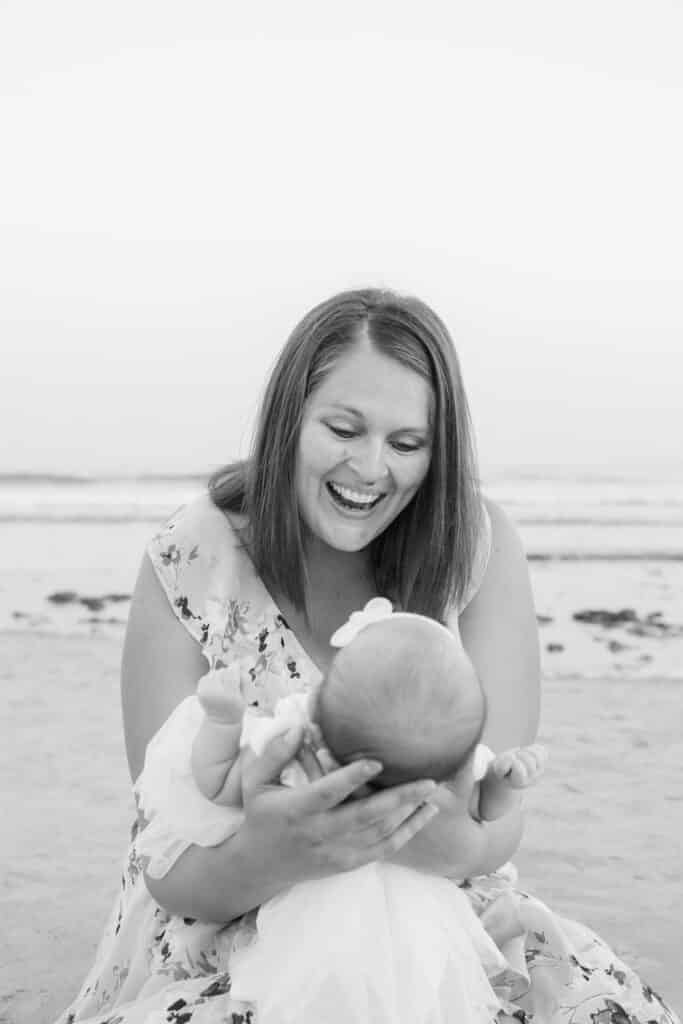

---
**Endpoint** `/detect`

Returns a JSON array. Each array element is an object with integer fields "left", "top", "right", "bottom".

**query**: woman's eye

[
  {"left": 328, "top": 425, "right": 356, "bottom": 439},
  {"left": 391, "top": 440, "right": 424, "bottom": 454}
]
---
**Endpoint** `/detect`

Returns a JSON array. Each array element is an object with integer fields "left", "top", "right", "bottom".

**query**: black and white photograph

[{"left": 1, "top": 3, "right": 682, "bottom": 1022}]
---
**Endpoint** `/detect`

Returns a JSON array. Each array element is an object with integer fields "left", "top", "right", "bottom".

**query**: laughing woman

[{"left": 57, "top": 289, "right": 678, "bottom": 1024}]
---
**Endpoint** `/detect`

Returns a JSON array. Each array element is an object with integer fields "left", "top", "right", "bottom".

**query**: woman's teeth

[{"left": 327, "top": 482, "right": 384, "bottom": 511}]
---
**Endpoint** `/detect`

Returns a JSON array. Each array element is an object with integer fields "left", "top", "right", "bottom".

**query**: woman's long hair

[{"left": 208, "top": 288, "right": 483, "bottom": 622}]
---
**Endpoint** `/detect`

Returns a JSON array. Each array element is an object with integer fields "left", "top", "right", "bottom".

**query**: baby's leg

[
  {"left": 192, "top": 670, "right": 245, "bottom": 805},
  {"left": 477, "top": 744, "right": 547, "bottom": 821}
]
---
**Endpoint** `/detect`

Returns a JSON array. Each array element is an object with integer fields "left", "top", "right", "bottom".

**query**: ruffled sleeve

[
  {"left": 145, "top": 493, "right": 255, "bottom": 660},
  {"left": 133, "top": 695, "right": 245, "bottom": 879},
  {"left": 146, "top": 497, "right": 211, "bottom": 649},
  {"left": 456, "top": 501, "right": 492, "bottom": 614}
]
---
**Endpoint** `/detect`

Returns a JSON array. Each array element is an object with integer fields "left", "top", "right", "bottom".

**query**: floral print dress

[{"left": 56, "top": 495, "right": 679, "bottom": 1024}]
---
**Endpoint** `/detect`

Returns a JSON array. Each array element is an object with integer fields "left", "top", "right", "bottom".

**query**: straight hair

[{"left": 208, "top": 288, "right": 483, "bottom": 622}]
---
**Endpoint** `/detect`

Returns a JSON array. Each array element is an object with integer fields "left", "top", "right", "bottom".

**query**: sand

[{"left": 1, "top": 631, "right": 681, "bottom": 1024}]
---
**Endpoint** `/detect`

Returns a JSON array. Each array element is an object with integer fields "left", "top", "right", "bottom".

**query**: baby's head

[{"left": 313, "top": 613, "right": 485, "bottom": 787}]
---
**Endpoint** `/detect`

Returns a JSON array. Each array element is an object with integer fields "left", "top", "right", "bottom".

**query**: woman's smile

[{"left": 325, "top": 481, "right": 387, "bottom": 513}]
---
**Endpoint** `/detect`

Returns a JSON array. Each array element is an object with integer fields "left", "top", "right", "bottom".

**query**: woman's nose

[{"left": 347, "top": 438, "right": 388, "bottom": 484}]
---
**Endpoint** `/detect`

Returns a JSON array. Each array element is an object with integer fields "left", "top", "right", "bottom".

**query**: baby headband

[
  {"left": 330, "top": 597, "right": 394, "bottom": 647},
  {"left": 330, "top": 598, "right": 460, "bottom": 648}
]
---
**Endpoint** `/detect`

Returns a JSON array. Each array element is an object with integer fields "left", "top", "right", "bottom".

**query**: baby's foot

[
  {"left": 197, "top": 665, "right": 244, "bottom": 723},
  {"left": 490, "top": 744, "right": 548, "bottom": 788}
]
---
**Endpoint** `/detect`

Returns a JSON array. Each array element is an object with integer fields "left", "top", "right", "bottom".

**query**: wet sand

[{"left": 1, "top": 631, "right": 681, "bottom": 1023}]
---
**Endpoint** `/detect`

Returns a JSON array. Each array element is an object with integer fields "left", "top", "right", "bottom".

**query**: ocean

[{"left": 1, "top": 468, "right": 682, "bottom": 680}]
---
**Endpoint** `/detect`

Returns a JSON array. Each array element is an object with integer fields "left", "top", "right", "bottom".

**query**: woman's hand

[
  {"left": 238, "top": 720, "right": 440, "bottom": 886},
  {"left": 144, "top": 717, "right": 440, "bottom": 922}
]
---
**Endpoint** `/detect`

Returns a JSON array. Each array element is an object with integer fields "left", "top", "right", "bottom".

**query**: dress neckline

[{"left": 222, "top": 508, "right": 325, "bottom": 686}]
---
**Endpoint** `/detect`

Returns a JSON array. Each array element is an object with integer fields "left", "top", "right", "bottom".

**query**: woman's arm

[
  {"left": 121, "top": 553, "right": 208, "bottom": 781},
  {"left": 123, "top": 553, "right": 440, "bottom": 920},
  {"left": 391, "top": 499, "right": 541, "bottom": 877},
  {"left": 460, "top": 499, "right": 541, "bottom": 753}
]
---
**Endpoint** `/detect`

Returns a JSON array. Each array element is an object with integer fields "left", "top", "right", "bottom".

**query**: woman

[{"left": 57, "top": 289, "right": 678, "bottom": 1023}]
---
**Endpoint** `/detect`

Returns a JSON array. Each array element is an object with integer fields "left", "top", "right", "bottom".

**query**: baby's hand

[
  {"left": 197, "top": 666, "right": 245, "bottom": 723},
  {"left": 490, "top": 744, "right": 548, "bottom": 788}
]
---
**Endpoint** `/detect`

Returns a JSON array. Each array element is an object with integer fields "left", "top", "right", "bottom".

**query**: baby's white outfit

[
  {"left": 137, "top": 692, "right": 508, "bottom": 1024},
  {"left": 232, "top": 695, "right": 506, "bottom": 1023}
]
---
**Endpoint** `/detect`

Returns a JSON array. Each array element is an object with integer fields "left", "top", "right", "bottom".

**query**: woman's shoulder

[
  {"left": 149, "top": 493, "right": 246, "bottom": 574},
  {"left": 471, "top": 497, "right": 529, "bottom": 592},
  {"left": 480, "top": 497, "right": 527, "bottom": 565},
  {"left": 145, "top": 492, "right": 255, "bottom": 645},
  {"left": 458, "top": 497, "right": 531, "bottom": 617},
  {"left": 456, "top": 498, "right": 493, "bottom": 614},
  {"left": 150, "top": 491, "right": 244, "bottom": 555}
]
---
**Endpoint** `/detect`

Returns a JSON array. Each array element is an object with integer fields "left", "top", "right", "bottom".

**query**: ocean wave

[
  {"left": 528, "top": 552, "right": 683, "bottom": 562},
  {"left": 3, "top": 510, "right": 681, "bottom": 530},
  {"left": 0, "top": 473, "right": 96, "bottom": 485},
  {"left": 483, "top": 466, "right": 683, "bottom": 485},
  {"left": 516, "top": 516, "right": 683, "bottom": 526},
  {"left": 0, "top": 512, "right": 170, "bottom": 524},
  {"left": 0, "top": 472, "right": 210, "bottom": 486},
  {"left": 1, "top": 514, "right": 681, "bottom": 562}
]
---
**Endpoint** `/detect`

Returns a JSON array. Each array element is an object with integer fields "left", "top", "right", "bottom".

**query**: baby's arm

[
  {"left": 475, "top": 744, "right": 547, "bottom": 822},
  {"left": 191, "top": 670, "right": 246, "bottom": 806}
]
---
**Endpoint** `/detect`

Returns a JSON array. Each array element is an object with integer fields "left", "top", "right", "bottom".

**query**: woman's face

[{"left": 296, "top": 337, "right": 433, "bottom": 554}]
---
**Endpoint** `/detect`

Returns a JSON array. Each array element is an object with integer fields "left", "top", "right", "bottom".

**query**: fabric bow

[{"left": 330, "top": 596, "right": 394, "bottom": 648}]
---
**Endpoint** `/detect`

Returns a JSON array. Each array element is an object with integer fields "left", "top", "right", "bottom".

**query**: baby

[
  {"left": 190, "top": 599, "right": 546, "bottom": 1024},
  {"left": 192, "top": 598, "right": 543, "bottom": 824}
]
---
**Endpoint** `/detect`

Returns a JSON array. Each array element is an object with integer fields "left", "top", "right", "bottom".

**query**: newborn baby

[
  {"left": 189, "top": 599, "right": 546, "bottom": 1024},
  {"left": 192, "top": 599, "right": 542, "bottom": 824}
]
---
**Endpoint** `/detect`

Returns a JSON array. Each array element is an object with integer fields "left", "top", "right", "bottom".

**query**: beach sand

[{"left": 1, "top": 631, "right": 681, "bottom": 1023}]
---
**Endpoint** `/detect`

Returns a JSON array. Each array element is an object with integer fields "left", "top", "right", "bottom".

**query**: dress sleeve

[
  {"left": 146, "top": 495, "right": 232, "bottom": 651},
  {"left": 134, "top": 694, "right": 244, "bottom": 879},
  {"left": 456, "top": 501, "right": 493, "bottom": 614},
  {"left": 146, "top": 502, "right": 208, "bottom": 647}
]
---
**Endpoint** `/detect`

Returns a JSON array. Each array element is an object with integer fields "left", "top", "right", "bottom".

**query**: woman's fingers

[
  {"left": 353, "top": 797, "right": 438, "bottom": 844},
  {"left": 343, "top": 802, "right": 440, "bottom": 868},
  {"left": 315, "top": 745, "right": 341, "bottom": 775},
  {"left": 286, "top": 758, "right": 386, "bottom": 814},
  {"left": 296, "top": 740, "right": 325, "bottom": 782},
  {"left": 325, "top": 778, "right": 438, "bottom": 833},
  {"left": 241, "top": 755, "right": 442, "bottom": 880},
  {"left": 374, "top": 800, "right": 441, "bottom": 855},
  {"left": 241, "top": 721, "right": 307, "bottom": 797}
]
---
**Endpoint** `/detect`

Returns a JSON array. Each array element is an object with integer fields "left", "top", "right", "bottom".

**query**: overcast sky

[{"left": 1, "top": 1, "right": 682, "bottom": 477}]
